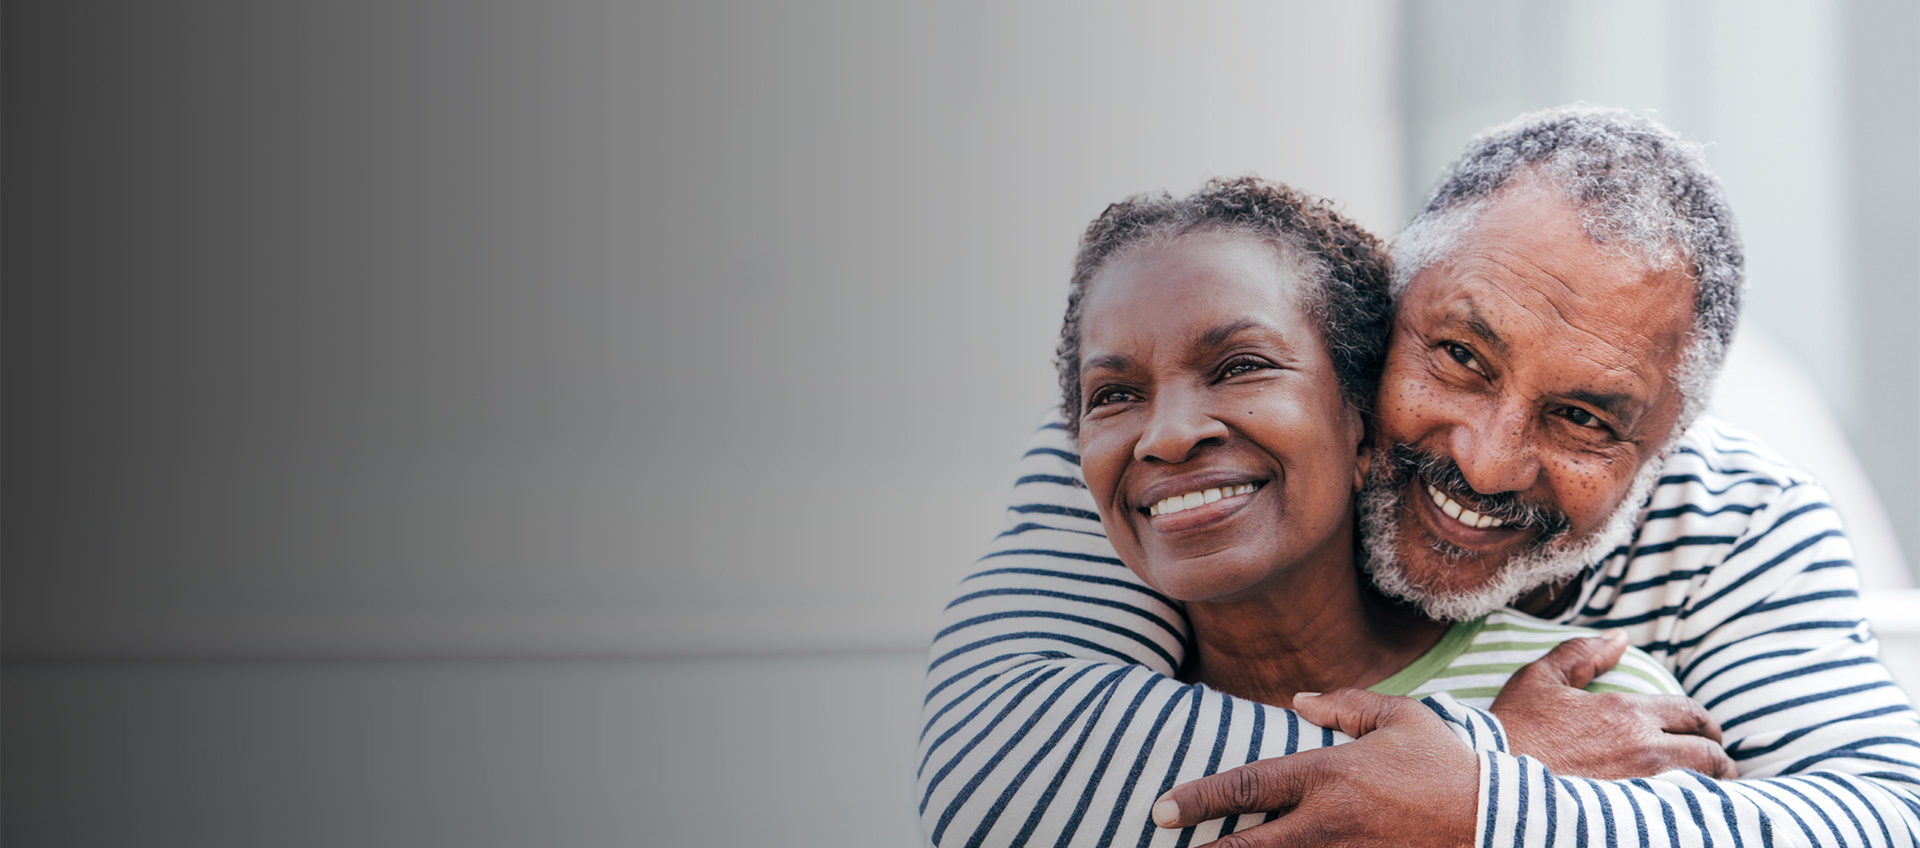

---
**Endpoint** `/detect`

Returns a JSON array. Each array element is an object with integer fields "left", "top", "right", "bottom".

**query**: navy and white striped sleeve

[
  {"left": 1477, "top": 423, "right": 1920, "bottom": 846},
  {"left": 917, "top": 417, "right": 1509, "bottom": 846}
]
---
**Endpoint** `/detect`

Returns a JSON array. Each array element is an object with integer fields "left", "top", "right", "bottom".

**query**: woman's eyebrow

[
  {"left": 1081, "top": 352, "right": 1134, "bottom": 374},
  {"left": 1197, "top": 318, "right": 1278, "bottom": 350}
]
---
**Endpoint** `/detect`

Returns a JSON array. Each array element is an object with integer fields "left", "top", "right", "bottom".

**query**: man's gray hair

[{"left": 1392, "top": 104, "right": 1744, "bottom": 427}]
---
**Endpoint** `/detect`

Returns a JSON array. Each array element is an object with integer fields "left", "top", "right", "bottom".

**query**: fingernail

[
  {"left": 1603, "top": 628, "right": 1627, "bottom": 645},
  {"left": 1152, "top": 798, "right": 1179, "bottom": 827},
  {"left": 1293, "top": 691, "right": 1320, "bottom": 702}
]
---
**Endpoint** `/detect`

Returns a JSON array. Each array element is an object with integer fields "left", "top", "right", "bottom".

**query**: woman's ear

[{"left": 1351, "top": 407, "right": 1372, "bottom": 494}]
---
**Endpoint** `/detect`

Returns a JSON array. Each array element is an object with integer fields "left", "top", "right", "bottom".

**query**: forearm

[
  {"left": 920, "top": 454, "right": 1291, "bottom": 845},
  {"left": 1477, "top": 754, "right": 1920, "bottom": 847},
  {"left": 918, "top": 418, "right": 1204, "bottom": 845},
  {"left": 921, "top": 419, "right": 1510, "bottom": 845},
  {"left": 920, "top": 654, "right": 1508, "bottom": 846},
  {"left": 1554, "top": 474, "right": 1920, "bottom": 844},
  {"left": 920, "top": 661, "right": 1307, "bottom": 847}
]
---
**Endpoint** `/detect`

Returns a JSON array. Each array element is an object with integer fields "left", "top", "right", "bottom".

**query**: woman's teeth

[
  {"left": 1426, "top": 483, "right": 1508, "bottom": 529},
  {"left": 1148, "top": 484, "right": 1258, "bottom": 517}
]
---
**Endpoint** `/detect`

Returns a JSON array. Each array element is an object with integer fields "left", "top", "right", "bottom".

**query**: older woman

[{"left": 918, "top": 177, "right": 1681, "bottom": 846}]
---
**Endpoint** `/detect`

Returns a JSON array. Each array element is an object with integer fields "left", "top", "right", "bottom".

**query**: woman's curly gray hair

[
  {"left": 1393, "top": 104, "right": 1745, "bottom": 428},
  {"left": 1055, "top": 176, "right": 1394, "bottom": 435}
]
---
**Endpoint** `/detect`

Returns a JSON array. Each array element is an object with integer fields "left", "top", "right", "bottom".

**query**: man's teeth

[
  {"left": 1426, "top": 483, "right": 1507, "bottom": 529},
  {"left": 1148, "top": 484, "right": 1257, "bottom": 517}
]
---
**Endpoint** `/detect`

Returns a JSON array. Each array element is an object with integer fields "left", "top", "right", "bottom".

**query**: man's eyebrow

[{"left": 1457, "top": 302, "right": 1511, "bottom": 358}]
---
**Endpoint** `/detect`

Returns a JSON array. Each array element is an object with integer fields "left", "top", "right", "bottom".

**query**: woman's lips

[
  {"left": 1147, "top": 483, "right": 1261, "bottom": 517},
  {"left": 1141, "top": 483, "right": 1262, "bottom": 531}
]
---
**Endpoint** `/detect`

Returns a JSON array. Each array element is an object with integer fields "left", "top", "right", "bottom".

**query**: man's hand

[
  {"left": 1491, "top": 630, "right": 1737, "bottom": 779},
  {"left": 1152, "top": 689, "right": 1478, "bottom": 847}
]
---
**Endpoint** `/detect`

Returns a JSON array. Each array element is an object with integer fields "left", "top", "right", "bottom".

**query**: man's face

[{"left": 1364, "top": 184, "right": 1696, "bottom": 618}]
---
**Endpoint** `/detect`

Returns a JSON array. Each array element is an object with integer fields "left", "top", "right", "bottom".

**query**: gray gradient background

[{"left": 6, "top": 2, "right": 1916, "bottom": 846}]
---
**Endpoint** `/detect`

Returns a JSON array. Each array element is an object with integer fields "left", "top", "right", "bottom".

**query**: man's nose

[
  {"left": 1448, "top": 400, "right": 1541, "bottom": 494},
  {"left": 1134, "top": 390, "right": 1229, "bottom": 464}
]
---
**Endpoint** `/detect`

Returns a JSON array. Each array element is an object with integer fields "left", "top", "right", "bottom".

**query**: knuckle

[
  {"left": 1558, "top": 637, "right": 1597, "bottom": 658},
  {"left": 1688, "top": 708, "right": 1719, "bottom": 736},
  {"left": 1691, "top": 740, "right": 1733, "bottom": 773},
  {"left": 1213, "top": 834, "right": 1254, "bottom": 848},
  {"left": 1634, "top": 746, "right": 1665, "bottom": 773},
  {"left": 1682, "top": 710, "right": 1711, "bottom": 735},
  {"left": 1227, "top": 766, "right": 1263, "bottom": 810}
]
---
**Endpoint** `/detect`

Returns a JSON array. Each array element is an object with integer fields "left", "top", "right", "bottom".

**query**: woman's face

[{"left": 1076, "top": 232, "right": 1367, "bottom": 604}]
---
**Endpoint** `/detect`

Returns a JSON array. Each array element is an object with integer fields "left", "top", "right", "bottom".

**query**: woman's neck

[{"left": 1179, "top": 555, "right": 1448, "bottom": 709}]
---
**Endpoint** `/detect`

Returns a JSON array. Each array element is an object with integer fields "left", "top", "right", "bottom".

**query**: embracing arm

[
  {"left": 916, "top": 418, "right": 1508, "bottom": 846},
  {"left": 917, "top": 417, "right": 1307, "bottom": 847},
  {"left": 1159, "top": 433, "right": 1920, "bottom": 847},
  {"left": 1563, "top": 452, "right": 1920, "bottom": 845},
  {"left": 1436, "top": 430, "right": 1920, "bottom": 846}
]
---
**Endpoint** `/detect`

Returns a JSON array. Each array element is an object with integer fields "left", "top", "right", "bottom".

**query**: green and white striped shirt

[{"left": 1370, "top": 609, "right": 1681, "bottom": 706}]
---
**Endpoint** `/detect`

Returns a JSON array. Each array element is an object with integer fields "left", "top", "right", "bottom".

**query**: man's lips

[
  {"left": 1410, "top": 477, "right": 1530, "bottom": 544},
  {"left": 1423, "top": 482, "right": 1509, "bottom": 529}
]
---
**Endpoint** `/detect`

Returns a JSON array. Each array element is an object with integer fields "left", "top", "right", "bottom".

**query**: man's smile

[
  {"left": 1424, "top": 482, "right": 1507, "bottom": 529},
  {"left": 1408, "top": 474, "right": 1535, "bottom": 550}
]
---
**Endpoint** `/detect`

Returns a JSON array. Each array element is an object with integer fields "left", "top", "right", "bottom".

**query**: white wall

[
  {"left": 14, "top": 5, "right": 1914, "bottom": 845},
  {"left": 4, "top": 3, "right": 1406, "bottom": 845}
]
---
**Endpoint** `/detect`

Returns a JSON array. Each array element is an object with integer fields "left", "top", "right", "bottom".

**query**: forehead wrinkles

[
  {"left": 1474, "top": 292, "right": 1658, "bottom": 398},
  {"left": 1468, "top": 192, "right": 1691, "bottom": 357},
  {"left": 1470, "top": 271, "right": 1651, "bottom": 379}
]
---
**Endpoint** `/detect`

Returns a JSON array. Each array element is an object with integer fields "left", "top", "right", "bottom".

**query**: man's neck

[{"left": 1511, "top": 575, "right": 1581, "bottom": 619}]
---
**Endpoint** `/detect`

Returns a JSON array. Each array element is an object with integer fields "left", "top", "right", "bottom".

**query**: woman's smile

[
  {"left": 1145, "top": 481, "right": 1261, "bottom": 519},
  {"left": 1074, "top": 231, "right": 1366, "bottom": 604}
]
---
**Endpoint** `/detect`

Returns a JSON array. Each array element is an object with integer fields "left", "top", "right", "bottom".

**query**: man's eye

[
  {"left": 1087, "top": 387, "right": 1139, "bottom": 408},
  {"left": 1560, "top": 406, "right": 1604, "bottom": 429},
  {"left": 1443, "top": 342, "right": 1484, "bottom": 375}
]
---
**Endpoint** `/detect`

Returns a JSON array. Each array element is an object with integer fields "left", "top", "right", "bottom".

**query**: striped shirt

[
  {"left": 918, "top": 414, "right": 1920, "bottom": 847},
  {"left": 1378, "top": 610, "right": 1680, "bottom": 705}
]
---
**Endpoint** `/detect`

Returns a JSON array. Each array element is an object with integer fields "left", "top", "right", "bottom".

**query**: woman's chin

[{"left": 1142, "top": 564, "right": 1268, "bottom": 605}]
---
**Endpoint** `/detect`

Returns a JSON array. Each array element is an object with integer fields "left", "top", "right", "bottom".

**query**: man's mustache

[{"left": 1375, "top": 443, "right": 1571, "bottom": 536}]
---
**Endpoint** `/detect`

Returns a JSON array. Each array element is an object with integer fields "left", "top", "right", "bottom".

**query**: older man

[{"left": 919, "top": 106, "right": 1920, "bottom": 847}]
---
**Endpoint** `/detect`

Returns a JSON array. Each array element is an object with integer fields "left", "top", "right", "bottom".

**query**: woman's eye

[
  {"left": 1219, "top": 358, "right": 1267, "bottom": 379},
  {"left": 1087, "top": 387, "right": 1139, "bottom": 408},
  {"left": 1443, "top": 342, "right": 1485, "bottom": 375}
]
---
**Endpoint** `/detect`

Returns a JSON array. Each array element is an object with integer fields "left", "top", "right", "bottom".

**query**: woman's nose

[{"left": 1134, "top": 390, "right": 1229, "bottom": 464}]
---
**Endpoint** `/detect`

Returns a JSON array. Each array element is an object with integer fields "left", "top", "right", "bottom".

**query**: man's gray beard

[{"left": 1357, "top": 452, "right": 1664, "bottom": 622}]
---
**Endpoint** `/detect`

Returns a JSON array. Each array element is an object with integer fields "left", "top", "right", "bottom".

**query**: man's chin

[
  {"left": 1366, "top": 536, "right": 1577, "bottom": 622},
  {"left": 1355, "top": 451, "right": 1664, "bottom": 623}
]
